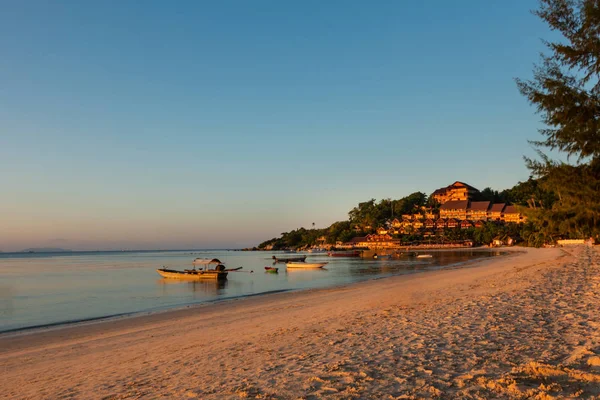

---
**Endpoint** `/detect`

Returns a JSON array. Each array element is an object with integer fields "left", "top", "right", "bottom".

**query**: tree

[{"left": 516, "top": 0, "right": 600, "bottom": 242}]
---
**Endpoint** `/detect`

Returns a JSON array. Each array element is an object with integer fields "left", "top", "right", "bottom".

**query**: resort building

[
  {"left": 460, "top": 220, "right": 473, "bottom": 230},
  {"left": 367, "top": 234, "right": 393, "bottom": 242},
  {"left": 431, "top": 181, "right": 480, "bottom": 204},
  {"left": 488, "top": 203, "right": 506, "bottom": 221},
  {"left": 435, "top": 218, "right": 447, "bottom": 229},
  {"left": 439, "top": 200, "right": 468, "bottom": 220},
  {"left": 376, "top": 227, "right": 388, "bottom": 235},
  {"left": 467, "top": 201, "right": 490, "bottom": 221},
  {"left": 390, "top": 218, "right": 402, "bottom": 228},
  {"left": 502, "top": 205, "right": 526, "bottom": 223},
  {"left": 447, "top": 218, "right": 459, "bottom": 229},
  {"left": 424, "top": 219, "right": 435, "bottom": 229}
]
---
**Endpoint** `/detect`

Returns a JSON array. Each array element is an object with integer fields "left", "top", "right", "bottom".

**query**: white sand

[{"left": 2, "top": 246, "right": 600, "bottom": 399}]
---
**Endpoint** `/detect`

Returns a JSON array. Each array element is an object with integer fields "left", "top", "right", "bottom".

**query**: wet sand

[{"left": 1, "top": 246, "right": 600, "bottom": 399}]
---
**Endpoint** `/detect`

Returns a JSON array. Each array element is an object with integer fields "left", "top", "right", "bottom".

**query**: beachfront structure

[
  {"left": 390, "top": 218, "right": 402, "bottom": 228},
  {"left": 412, "top": 220, "right": 424, "bottom": 229},
  {"left": 439, "top": 200, "right": 468, "bottom": 220},
  {"left": 376, "top": 227, "right": 388, "bottom": 235},
  {"left": 424, "top": 219, "right": 435, "bottom": 229},
  {"left": 435, "top": 218, "right": 447, "bottom": 229},
  {"left": 502, "top": 205, "right": 525, "bottom": 223},
  {"left": 467, "top": 201, "right": 490, "bottom": 221},
  {"left": 460, "top": 220, "right": 473, "bottom": 230},
  {"left": 367, "top": 234, "right": 393, "bottom": 242},
  {"left": 474, "top": 220, "right": 485, "bottom": 228},
  {"left": 488, "top": 203, "right": 506, "bottom": 221},
  {"left": 431, "top": 181, "right": 480, "bottom": 204},
  {"left": 447, "top": 218, "right": 459, "bottom": 228}
]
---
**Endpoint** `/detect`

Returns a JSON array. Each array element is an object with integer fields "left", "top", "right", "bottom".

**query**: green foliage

[
  {"left": 348, "top": 192, "right": 428, "bottom": 229},
  {"left": 515, "top": 0, "right": 600, "bottom": 243}
]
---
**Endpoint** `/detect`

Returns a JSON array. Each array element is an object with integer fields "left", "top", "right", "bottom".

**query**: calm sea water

[{"left": 0, "top": 249, "right": 503, "bottom": 333}]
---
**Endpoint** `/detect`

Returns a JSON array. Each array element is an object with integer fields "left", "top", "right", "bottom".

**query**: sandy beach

[{"left": 2, "top": 246, "right": 600, "bottom": 399}]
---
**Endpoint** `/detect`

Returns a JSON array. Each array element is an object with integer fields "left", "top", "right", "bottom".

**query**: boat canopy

[{"left": 192, "top": 258, "right": 223, "bottom": 265}]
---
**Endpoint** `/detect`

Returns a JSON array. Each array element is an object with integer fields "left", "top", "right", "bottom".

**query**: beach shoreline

[{"left": 3, "top": 246, "right": 599, "bottom": 399}]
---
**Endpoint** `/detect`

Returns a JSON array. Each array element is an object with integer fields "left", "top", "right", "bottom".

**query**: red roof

[
  {"left": 440, "top": 200, "right": 468, "bottom": 210},
  {"left": 468, "top": 201, "right": 490, "bottom": 211},
  {"left": 503, "top": 205, "right": 519, "bottom": 214},
  {"left": 433, "top": 181, "right": 480, "bottom": 196},
  {"left": 489, "top": 203, "right": 506, "bottom": 213},
  {"left": 449, "top": 181, "right": 479, "bottom": 191}
]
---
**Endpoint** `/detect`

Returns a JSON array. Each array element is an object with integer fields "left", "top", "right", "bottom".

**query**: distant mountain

[{"left": 20, "top": 248, "right": 73, "bottom": 253}]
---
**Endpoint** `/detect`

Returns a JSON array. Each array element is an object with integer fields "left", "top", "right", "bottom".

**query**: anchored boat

[
  {"left": 286, "top": 262, "right": 328, "bottom": 269},
  {"left": 157, "top": 258, "right": 229, "bottom": 280},
  {"left": 272, "top": 255, "right": 307, "bottom": 263}
]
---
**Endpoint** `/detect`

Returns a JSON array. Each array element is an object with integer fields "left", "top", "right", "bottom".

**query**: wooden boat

[
  {"left": 157, "top": 267, "right": 228, "bottom": 280},
  {"left": 328, "top": 251, "right": 361, "bottom": 258},
  {"left": 264, "top": 266, "right": 279, "bottom": 273},
  {"left": 272, "top": 255, "right": 307, "bottom": 263},
  {"left": 286, "top": 262, "right": 328, "bottom": 268},
  {"left": 158, "top": 258, "right": 229, "bottom": 280}
]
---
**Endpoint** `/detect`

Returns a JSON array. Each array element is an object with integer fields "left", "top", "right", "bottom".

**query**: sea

[{"left": 0, "top": 249, "right": 503, "bottom": 333}]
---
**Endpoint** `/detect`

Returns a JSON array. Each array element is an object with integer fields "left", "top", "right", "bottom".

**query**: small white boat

[
  {"left": 286, "top": 262, "right": 328, "bottom": 269},
  {"left": 416, "top": 254, "right": 433, "bottom": 259},
  {"left": 308, "top": 248, "right": 327, "bottom": 253}
]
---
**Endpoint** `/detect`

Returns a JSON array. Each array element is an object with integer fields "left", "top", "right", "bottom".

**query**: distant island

[{"left": 20, "top": 248, "right": 73, "bottom": 253}]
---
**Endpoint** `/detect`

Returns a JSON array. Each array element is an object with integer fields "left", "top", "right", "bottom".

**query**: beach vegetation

[{"left": 516, "top": 0, "right": 600, "bottom": 243}]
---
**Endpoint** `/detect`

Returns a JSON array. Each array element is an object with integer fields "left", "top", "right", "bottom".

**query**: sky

[{"left": 1, "top": 1, "right": 554, "bottom": 251}]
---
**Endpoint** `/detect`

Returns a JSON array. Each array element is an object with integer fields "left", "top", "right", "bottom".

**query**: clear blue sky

[{"left": 1, "top": 1, "right": 551, "bottom": 250}]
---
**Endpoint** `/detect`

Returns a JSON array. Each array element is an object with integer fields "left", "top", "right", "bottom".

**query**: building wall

[{"left": 440, "top": 209, "right": 467, "bottom": 220}]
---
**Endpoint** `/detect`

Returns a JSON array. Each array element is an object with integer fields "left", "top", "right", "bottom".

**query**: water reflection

[
  {"left": 0, "top": 285, "right": 14, "bottom": 318},
  {"left": 157, "top": 278, "right": 228, "bottom": 294}
]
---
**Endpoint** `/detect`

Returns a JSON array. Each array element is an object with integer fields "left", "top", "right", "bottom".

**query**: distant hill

[{"left": 20, "top": 248, "right": 73, "bottom": 253}]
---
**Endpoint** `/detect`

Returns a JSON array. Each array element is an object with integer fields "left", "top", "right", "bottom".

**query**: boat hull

[
  {"left": 272, "top": 255, "right": 307, "bottom": 263},
  {"left": 286, "top": 262, "right": 328, "bottom": 269},
  {"left": 157, "top": 268, "right": 228, "bottom": 280}
]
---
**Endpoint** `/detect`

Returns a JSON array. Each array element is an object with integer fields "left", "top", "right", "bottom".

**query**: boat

[
  {"left": 286, "top": 262, "right": 328, "bottom": 268},
  {"left": 307, "top": 248, "right": 327, "bottom": 253},
  {"left": 416, "top": 254, "right": 433, "bottom": 258},
  {"left": 272, "top": 255, "right": 307, "bottom": 263},
  {"left": 157, "top": 258, "right": 229, "bottom": 280},
  {"left": 264, "top": 266, "right": 279, "bottom": 273},
  {"left": 328, "top": 251, "right": 361, "bottom": 257}
]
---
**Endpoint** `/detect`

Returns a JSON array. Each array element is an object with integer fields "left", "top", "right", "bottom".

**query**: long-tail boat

[
  {"left": 157, "top": 258, "right": 230, "bottom": 280},
  {"left": 272, "top": 255, "right": 307, "bottom": 263}
]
